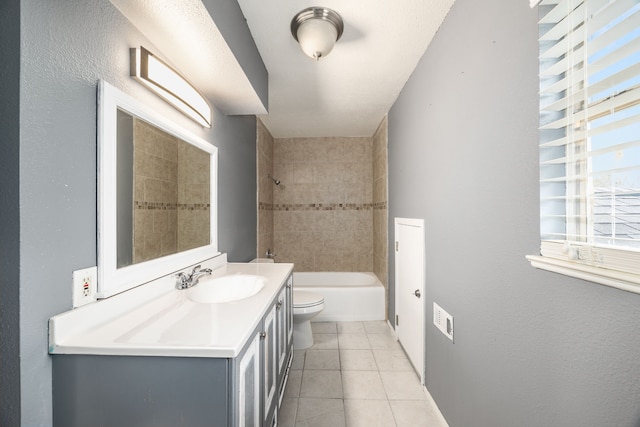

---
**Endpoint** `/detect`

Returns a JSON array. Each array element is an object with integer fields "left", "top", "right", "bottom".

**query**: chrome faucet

[
  {"left": 176, "top": 265, "right": 212, "bottom": 290},
  {"left": 266, "top": 248, "right": 276, "bottom": 259}
]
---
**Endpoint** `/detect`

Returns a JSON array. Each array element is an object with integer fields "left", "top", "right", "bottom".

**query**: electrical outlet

[
  {"left": 433, "top": 302, "right": 454, "bottom": 342},
  {"left": 72, "top": 266, "right": 97, "bottom": 308}
]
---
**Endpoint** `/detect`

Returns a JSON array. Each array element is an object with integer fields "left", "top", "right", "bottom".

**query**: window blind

[{"left": 534, "top": 0, "right": 640, "bottom": 286}]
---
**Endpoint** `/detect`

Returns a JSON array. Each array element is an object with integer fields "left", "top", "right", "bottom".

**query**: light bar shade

[{"left": 130, "top": 47, "right": 212, "bottom": 127}]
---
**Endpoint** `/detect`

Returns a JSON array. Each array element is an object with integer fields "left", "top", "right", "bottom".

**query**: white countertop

[{"left": 49, "top": 258, "right": 294, "bottom": 358}]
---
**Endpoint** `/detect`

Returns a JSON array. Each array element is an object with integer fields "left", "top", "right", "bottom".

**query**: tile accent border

[
  {"left": 259, "top": 202, "right": 387, "bottom": 212},
  {"left": 134, "top": 201, "right": 211, "bottom": 211}
]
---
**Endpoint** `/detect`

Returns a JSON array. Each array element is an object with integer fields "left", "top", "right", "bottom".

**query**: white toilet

[{"left": 293, "top": 290, "right": 325, "bottom": 350}]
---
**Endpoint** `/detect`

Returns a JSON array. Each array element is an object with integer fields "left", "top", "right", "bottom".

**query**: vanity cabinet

[
  {"left": 236, "top": 331, "right": 261, "bottom": 427},
  {"left": 277, "top": 276, "right": 293, "bottom": 389},
  {"left": 262, "top": 302, "right": 277, "bottom": 426},
  {"left": 52, "top": 273, "right": 294, "bottom": 427},
  {"left": 263, "top": 275, "right": 294, "bottom": 427}
]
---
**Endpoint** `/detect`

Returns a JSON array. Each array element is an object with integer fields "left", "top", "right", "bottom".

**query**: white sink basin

[{"left": 186, "top": 274, "right": 266, "bottom": 303}]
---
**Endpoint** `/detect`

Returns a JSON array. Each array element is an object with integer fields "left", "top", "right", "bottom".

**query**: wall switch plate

[
  {"left": 433, "top": 302, "right": 454, "bottom": 342},
  {"left": 72, "top": 266, "right": 97, "bottom": 308}
]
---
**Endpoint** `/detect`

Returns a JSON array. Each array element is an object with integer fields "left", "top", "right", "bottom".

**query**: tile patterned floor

[{"left": 279, "top": 321, "right": 449, "bottom": 427}]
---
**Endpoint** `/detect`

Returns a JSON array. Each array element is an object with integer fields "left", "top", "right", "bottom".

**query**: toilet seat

[{"left": 293, "top": 290, "right": 324, "bottom": 308}]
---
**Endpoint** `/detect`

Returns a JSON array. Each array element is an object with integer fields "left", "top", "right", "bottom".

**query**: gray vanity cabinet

[
  {"left": 233, "top": 328, "right": 261, "bottom": 427},
  {"left": 277, "top": 276, "right": 293, "bottom": 388},
  {"left": 52, "top": 354, "right": 231, "bottom": 426},
  {"left": 52, "top": 274, "right": 294, "bottom": 427},
  {"left": 263, "top": 275, "right": 294, "bottom": 427},
  {"left": 262, "top": 300, "right": 278, "bottom": 426}
]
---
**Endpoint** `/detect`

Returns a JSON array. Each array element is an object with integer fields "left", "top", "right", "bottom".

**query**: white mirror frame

[{"left": 97, "top": 80, "right": 219, "bottom": 298}]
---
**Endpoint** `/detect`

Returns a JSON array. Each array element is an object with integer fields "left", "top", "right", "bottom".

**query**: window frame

[{"left": 528, "top": 0, "right": 640, "bottom": 294}]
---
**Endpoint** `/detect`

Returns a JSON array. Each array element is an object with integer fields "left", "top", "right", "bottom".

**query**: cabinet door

[
  {"left": 263, "top": 303, "right": 277, "bottom": 424},
  {"left": 276, "top": 287, "right": 287, "bottom": 376},
  {"left": 286, "top": 275, "right": 293, "bottom": 350},
  {"left": 238, "top": 332, "right": 261, "bottom": 427}
]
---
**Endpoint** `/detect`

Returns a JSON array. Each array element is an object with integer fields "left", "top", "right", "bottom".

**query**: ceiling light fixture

[
  {"left": 290, "top": 7, "right": 344, "bottom": 61},
  {"left": 130, "top": 46, "right": 212, "bottom": 127}
]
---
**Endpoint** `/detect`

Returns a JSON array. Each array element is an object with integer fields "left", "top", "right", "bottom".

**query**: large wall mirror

[{"left": 98, "top": 80, "right": 218, "bottom": 298}]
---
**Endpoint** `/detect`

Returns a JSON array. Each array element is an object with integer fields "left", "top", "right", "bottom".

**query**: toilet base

[{"left": 293, "top": 320, "right": 314, "bottom": 350}]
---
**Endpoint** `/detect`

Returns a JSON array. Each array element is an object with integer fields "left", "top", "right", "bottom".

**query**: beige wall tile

[
  {"left": 269, "top": 132, "right": 386, "bottom": 300},
  {"left": 273, "top": 162, "right": 293, "bottom": 189},
  {"left": 343, "top": 138, "right": 372, "bottom": 160},
  {"left": 257, "top": 118, "right": 274, "bottom": 257},
  {"left": 371, "top": 117, "right": 389, "bottom": 308},
  {"left": 293, "top": 162, "right": 314, "bottom": 184},
  {"left": 135, "top": 152, "right": 154, "bottom": 179}
]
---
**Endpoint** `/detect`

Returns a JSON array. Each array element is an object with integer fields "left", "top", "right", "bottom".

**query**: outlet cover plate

[{"left": 72, "top": 266, "right": 98, "bottom": 308}]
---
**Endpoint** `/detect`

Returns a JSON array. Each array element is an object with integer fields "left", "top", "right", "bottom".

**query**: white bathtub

[{"left": 292, "top": 272, "right": 385, "bottom": 322}]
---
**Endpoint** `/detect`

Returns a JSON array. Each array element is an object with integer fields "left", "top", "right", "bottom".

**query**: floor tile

[
  {"left": 341, "top": 371, "right": 387, "bottom": 400},
  {"left": 279, "top": 398, "right": 298, "bottom": 427},
  {"left": 305, "top": 350, "right": 340, "bottom": 370},
  {"left": 292, "top": 350, "right": 306, "bottom": 370},
  {"left": 300, "top": 370, "right": 343, "bottom": 398},
  {"left": 389, "top": 400, "right": 446, "bottom": 427},
  {"left": 367, "top": 333, "right": 400, "bottom": 350},
  {"left": 284, "top": 319, "right": 448, "bottom": 426},
  {"left": 296, "top": 398, "right": 346, "bottom": 427},
  {"left": 363, "top": 320, "right": 391, "bottom": 334},
  {"left": 337, "top": 333, "right": 370, "bottom": 349},
  {"left": 339, "top": 349, "right": 377, "bottom": 371},
  {"left": 285, "top": 370, "right": 303, "bottom": 398},
  {"left": 379, "top": 371, "right": 426, "bottom": 400},
  {"left": 372, "top": 349, "right": 414, "bottom": 372},
  {"left": 311, "top": 322, "right": 337, "bottom": 333},
  {"left": 337, "top": 321, "right": 365, "bottom": 334},
  {"left": 311, "top": 333, "right": 339, "bottom": 349},
  {"left": 344, "top": 399, "right": 396, "bottom": 427}
]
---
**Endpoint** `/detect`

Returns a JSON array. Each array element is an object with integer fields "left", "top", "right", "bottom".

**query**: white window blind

[{"left": 529, "top": 0, "right": 640, "bottom": 292}]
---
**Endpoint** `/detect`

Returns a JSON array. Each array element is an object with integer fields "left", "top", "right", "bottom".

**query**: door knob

[{"left": 414, "top": 289, "right": 421, "bottom": 298}]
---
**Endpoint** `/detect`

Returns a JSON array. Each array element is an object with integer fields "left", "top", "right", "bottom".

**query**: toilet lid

[{"left": 293, "top": 290, "right": 324, "bottom": 308}]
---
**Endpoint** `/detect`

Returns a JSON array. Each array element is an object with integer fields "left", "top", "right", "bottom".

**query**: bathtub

[{"left": 292, "top": 272, "right": 385, "bottom": 322}]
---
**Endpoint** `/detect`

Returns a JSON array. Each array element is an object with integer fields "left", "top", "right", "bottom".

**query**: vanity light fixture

[
  {"left": 290, "top": 7, "right": 344, "bottom": 61},
  {"left": 130, "top": 46, "right": 212, "bottom": 128}
]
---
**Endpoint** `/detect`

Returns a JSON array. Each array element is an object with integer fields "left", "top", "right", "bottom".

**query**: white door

[{"left": 394, "top": 218, "right": 425, "bottom": 384}]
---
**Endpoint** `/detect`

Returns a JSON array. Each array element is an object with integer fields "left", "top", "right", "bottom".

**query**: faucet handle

[
  {"left": 175, "top": 272, "right": 189, "bottom": 289},
  {"left": 191, "top": 265, "right": 202, "bottom": 276}
]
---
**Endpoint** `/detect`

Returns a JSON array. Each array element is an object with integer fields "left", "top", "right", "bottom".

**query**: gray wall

[
  {"left": 388, "top": 0, "right": 640, "bottom": 426},
  {"left": 1, "top": 0, "right": 259, "bottom": 425},
  {"left": 201, "top": 0, "right": 268, "bottom": 111},
  {"left": 216, "top": 112, "right": 258, "bottom": 262},
  {"left": 0, "top": 0, "right": 22, "bottom": 425}
]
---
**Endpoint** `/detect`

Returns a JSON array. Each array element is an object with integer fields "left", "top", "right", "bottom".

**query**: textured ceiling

[
  {"left": 111, "top": 0, "right": 456, "bottom": 138},
  {"left": 110, "top": 0, "right": 268, "bottom": 115},
  {"left": 237, "top": 0, "right": 456, "bottom": 137}
]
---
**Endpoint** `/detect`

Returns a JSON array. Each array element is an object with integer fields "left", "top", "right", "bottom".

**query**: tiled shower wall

[
  {"left": 273, "top": 135, "right": 374, "bottom": 272},
  {"left": 133, "top": 118, "right": 179, "bottom": 264},
  {"left": 257, "top": 117, "right": 388, "bottom": 289},
  {"left": 373, "top": 117, "right": 388, "bottom": 292},
  {"left": 176, "top": 141, "right": 210, "bottom": 253},
  {"left": 257, "top": 119, "right": 274, "bottom": 259},
  {"left": 133, "top": 118, "right": 209, "bottom": 264}
]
